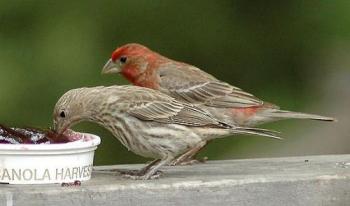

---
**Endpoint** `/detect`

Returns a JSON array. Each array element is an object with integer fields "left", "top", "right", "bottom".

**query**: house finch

[
  {"left": 101, "top": 43, "right": 336, "bottom": 165},
  {"left": 53, "top": 85, "right": 280, "bottom": 180}
]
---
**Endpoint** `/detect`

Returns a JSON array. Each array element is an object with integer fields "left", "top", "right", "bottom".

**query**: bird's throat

[{"left": 121, "top": 66, "right": 158, "bottom": 89}]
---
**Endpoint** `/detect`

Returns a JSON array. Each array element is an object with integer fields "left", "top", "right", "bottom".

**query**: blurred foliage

[{"left": 0, "top": 0, "right": 348, "bottom": 165}]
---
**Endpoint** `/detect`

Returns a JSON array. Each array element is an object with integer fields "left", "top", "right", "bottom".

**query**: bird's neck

[
  {"left": 121, "top": 66, "right": 159, "bottom": 89},
  {"left": 121, "top": 65, "right": 140, "bottom": 84}
]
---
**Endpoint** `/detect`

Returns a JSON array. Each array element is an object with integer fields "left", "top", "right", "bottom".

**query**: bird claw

[
  {"left": 118, "top": 169, "right": 163, "bottom": 180},
  {"left": 169, "top": 156, "right": 208, "bottom": 166}
]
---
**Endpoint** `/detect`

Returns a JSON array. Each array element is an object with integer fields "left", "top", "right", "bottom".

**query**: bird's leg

[
  {"left": 122, "top": 157, "right": 172, "bottom": 180},
  {"left": 142, "top": 157, "right": 173, "bottom": 180},
  {"left": 170, "top": 141, "right": 208, "bottom": 166},
  {"left": 139, "top": 159, "right": 161, "bottom": 174},
  {"left": 114, "top": 159, "right": 160, "bottom": 179}
]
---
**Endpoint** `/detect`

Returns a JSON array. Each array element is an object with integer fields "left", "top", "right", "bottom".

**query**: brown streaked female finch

[
  {"left": 53, "top": 85, "right": 280, "bottom": 180},
  {"left": 101, "top": 43, "right": 336, "bottom": 165}
]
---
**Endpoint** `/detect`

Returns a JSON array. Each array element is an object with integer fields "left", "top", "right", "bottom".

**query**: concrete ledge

[{"left": 1, "top": 155, "right": 350, "bottom": 206}]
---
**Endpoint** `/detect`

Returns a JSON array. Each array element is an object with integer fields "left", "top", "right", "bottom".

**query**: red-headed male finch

[
  {"left": 53, "top": 85, "right": 281, "bottom": 180},
  {"left": 101, "top": 43, "right": 336, "bottom": 165}
]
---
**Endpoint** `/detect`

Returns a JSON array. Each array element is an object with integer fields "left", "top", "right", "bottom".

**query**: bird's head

[
  {"left": 102, "top": 43, "right": 162, "bottom": 86},
  {"left": 53, "top": 89, "right": 87, "bottom": 134}
]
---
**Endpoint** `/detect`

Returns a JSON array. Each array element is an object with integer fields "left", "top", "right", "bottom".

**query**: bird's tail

[
  {"left": 232, "top": 126, "right": 282, "bottom": 140},
  {"left": 261, "top": 109, "right": 336, "bottom": 122}
]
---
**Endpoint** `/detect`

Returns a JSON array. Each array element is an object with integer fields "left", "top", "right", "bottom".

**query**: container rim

[{"left": 0, "top": 132, "right": 101, "bottom": 152}]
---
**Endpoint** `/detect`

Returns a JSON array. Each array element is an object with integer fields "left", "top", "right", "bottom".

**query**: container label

[{"left": 0, "top": 165, "right": 93, "bottom": 182}]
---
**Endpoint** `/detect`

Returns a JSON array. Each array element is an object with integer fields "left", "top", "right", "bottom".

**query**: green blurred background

[{"left": 0, "top": 0, "right": 348, "bottom": 165}]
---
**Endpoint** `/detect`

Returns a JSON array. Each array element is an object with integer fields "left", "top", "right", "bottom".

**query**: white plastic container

[{"left": 0, "top": 133, "right": 101, "bottom": 184}]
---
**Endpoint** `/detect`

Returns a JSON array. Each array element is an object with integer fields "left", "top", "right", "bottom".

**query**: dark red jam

[{"left": 0, "top": 124, "right": 71, "bottom": 144}]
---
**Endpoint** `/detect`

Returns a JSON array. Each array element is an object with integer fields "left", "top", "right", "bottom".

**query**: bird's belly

[
  {"left": 106, "top": 113, "right": 207, "bottom": 159},
  {"left": 123, "top": 121, "right": 203, "bottom": 159}
]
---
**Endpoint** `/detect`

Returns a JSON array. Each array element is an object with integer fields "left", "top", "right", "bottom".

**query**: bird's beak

[
  {"left": 102, "top": 59, "right": 121, "bottom": 74},
  {"left": 53, "top": 120, "right": 64, "bottom": 135},
  {"left": 53, "top": 119, "right": 71, "bottom": 135}
]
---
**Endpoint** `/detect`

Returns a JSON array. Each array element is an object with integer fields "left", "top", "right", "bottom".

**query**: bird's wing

[
  {"left": 125, "top": 97, "right": 281, "bottom": 139},
  {"left": 126, "top": 97, "right": 228, "bottom": 128},
  {"left": 127, "top": 100, "right": 183, "bottom": 121},
  {"left": 158, "top": 64, "right": 263, "bottom": 108}
]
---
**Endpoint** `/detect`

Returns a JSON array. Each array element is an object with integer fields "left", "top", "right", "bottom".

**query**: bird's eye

[
  {"left": 60, "top": 111, "right": 66, "bottom": 118},
  {"left": 120, "top": 56, "right": 127, "bottom": 63}
]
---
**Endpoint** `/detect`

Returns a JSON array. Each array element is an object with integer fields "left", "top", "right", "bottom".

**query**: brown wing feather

[
  {"left": 124, "top": 92, "right": 229, "bottom": 128},
  {"left": 127, "top": 100, "right": 183, "bottom": 120},
  {"left": 158, "top": 64, "right": 263, "bottom": 108}
]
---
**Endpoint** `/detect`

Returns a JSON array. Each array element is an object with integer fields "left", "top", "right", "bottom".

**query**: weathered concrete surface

[{"left": 0, "top": 155, "right": 350, "bottom": 206}]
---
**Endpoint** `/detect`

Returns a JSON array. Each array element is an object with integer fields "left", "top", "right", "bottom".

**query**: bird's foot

[
  {"left": 169, "top": 156, "right": 208, "bottom": 166},
  {"left": 117, "top": 169, "right": 163, "bottom": 180}
]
